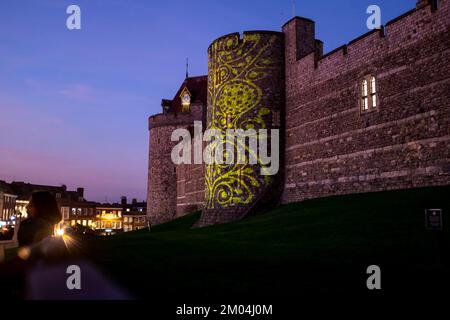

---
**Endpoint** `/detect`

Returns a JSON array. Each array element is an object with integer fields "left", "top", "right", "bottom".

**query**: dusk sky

[{"left": 0, "top": 0, "right": 413, "bottom": 202}]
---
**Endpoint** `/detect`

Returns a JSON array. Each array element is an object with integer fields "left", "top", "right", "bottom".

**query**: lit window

[
  {"left": 361, "top": 79, "right": 368, "bottom": 111},
  {"left": 62, "top": 207, "right": 69, "bottom": 220},
  {"left": 371, "top": 76, "right": 377, "bottom": 108},
  {"left": 360, "top": 75, "right": 378, "bottom": 112}
]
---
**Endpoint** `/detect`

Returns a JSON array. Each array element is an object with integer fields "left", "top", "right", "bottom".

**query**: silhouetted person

[{"left": 18, "top": 191, "right": 61, "bottom": 247}]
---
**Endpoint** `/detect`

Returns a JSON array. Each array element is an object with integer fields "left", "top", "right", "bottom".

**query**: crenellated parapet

[
  {"left": 147, "top": 0, "right": 450, "bottom": 226},
  {"left": 281, "top": 0, "right": 450, "bottom": 204},
  {"left": 149, "top": 106, "right": 203, "bottom": 130}
]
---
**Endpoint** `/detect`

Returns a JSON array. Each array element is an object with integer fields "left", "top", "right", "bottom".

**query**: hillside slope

[{"left": 90, "top": 186, "right": 450, "bottom": 298}]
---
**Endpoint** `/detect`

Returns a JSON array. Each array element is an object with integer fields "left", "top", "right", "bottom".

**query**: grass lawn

[{"left": 88, "top": 186, "right": 450, "bottom": 299}]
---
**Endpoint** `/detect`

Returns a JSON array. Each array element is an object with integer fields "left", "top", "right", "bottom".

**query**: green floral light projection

[{"left": 205, "top": 32, "right": 283, "bottom": 210}]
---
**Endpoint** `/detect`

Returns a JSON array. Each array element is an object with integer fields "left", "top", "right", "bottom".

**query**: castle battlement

[
  {"left": 147, "top": 0, "right": 450, "bottom": 226},
  {"left": 284, "top": 0, "right": 446, "bottom": 83},
  {"left": 148, "top": 108, "right": 202, "bottom": 130},
  {"left": 208, "top": 30, "right": 284, "bottom": 54}
]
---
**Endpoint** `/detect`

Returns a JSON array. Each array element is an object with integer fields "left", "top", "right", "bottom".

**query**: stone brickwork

[
  {"left": 197, "top": 31, "right": 285, "bottom": 226},
  {"left": 176, "top": 138, "right": 206, "bottom": 217},
  {"left": 148, "top": 0, "right": 450, "bottom": 226},
  {"left": 281, "top": 0, "right": 450, "bottom": 203},
  {"left": 147, "top": 123, "right": 178, "bottom": 224},
  {"left": 148, "top": 104, "right": 204, "bottom": 224}
]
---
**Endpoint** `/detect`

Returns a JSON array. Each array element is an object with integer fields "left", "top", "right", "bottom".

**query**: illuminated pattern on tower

[{"left": 205, "top": 32, "right": 284, "bottom": 215}]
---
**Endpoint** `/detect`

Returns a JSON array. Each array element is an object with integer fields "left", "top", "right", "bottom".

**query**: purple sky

[{"left": 0, "top": 0, "right": 413, "bottom": 202}]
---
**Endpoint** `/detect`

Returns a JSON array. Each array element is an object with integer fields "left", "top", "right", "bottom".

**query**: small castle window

[
  {"left": 360, "top": 75, "right": 378, "bottom": 112},
  {"left": 370, "top": 76, "right": 377, "bottom": 108},
  {"left": 361, "top": 79, "right": 369, "bottom": 111}
]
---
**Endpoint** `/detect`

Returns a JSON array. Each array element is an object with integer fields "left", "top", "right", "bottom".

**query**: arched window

[{"left": 360, "top": 75, "right": 378, "bottom": 112}]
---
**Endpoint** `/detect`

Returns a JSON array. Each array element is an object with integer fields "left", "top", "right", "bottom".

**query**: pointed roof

[{"left": 161, "top": 75, "right": 207, "bottom": 113}]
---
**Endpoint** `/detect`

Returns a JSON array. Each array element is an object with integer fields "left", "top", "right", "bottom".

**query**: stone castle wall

[
  {"left": 147, "top": 107, "right": 203, "bottom": 224},
  {"left": 148, "top": 0, "right": 450, "bottom": 226},
  {"left": 147, "top": 124, "right": 178, "bottom": 224},
  {"left": 281, "top": 0, "right": 450, "bottom": 203},
  {"left": 176, "top": 139, "right": 206, "bottom": 217}
]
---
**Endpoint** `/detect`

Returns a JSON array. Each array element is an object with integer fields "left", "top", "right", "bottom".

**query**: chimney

[
  {"left": 132, "top": 198, "right": 137, "bottom": 205},
  {"left": 77, "top": 187, "right": 84, "bottom": 198},
  {"left": 121, "top": 196, "right": 127, "bottom": 207}
]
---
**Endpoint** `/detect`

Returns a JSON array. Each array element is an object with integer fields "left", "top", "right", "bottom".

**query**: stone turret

[{"left": 197, "top": 31, "right": 285, "bottom": 226}]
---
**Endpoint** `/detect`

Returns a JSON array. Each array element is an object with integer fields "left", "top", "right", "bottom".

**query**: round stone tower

[
  {"left": 197, "top": 31, "right": 285, "bottom": 226},
  {"left": 148, "top": 115, "right": 183, "bottom": 224},
  {"left": 147, "top": 76, "right": 207, "bottom": 225}
]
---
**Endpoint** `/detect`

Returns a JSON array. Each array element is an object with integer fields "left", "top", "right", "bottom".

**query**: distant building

[
  {"left": 95, "top": 204, "right": 123, "bottom": 235},
  {"left": 1, "top": 179, "right": 148, "bottom": 235},
  {"left": 123, "top": 213, "right": 146, "bottom": 232},
  {"left": 0, "top": 181, "right": 18, "bottom": 225},
  {"left": 58, "top": 187, "right": 97, "bottom": 229},
  {"left": 9, "top": 182, "right": 95, "bottom": 228},
  {"left": 121, "top": 196, "right": 147, "bottom": 232},
  {"left": 62, "top": 202, "right": 97, "bottom": 229}
]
